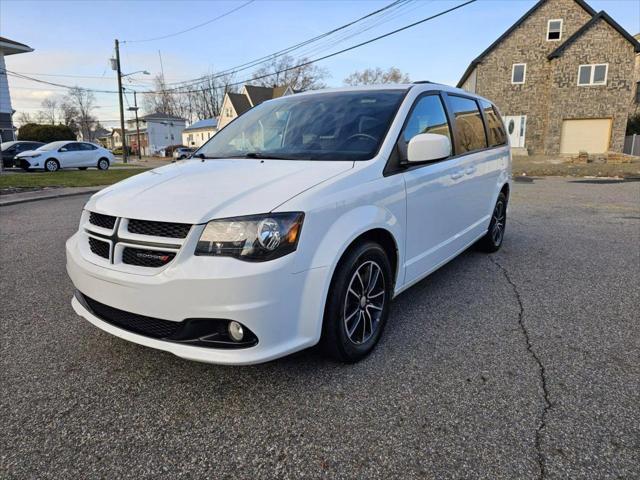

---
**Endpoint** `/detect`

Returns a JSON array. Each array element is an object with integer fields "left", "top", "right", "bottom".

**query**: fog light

[{"left": 228, "top": 321, "right": 244, "bottom": 342}]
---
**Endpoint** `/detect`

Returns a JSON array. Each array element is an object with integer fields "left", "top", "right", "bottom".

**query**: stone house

[
  {"left": 217, "top": 85, "right": 295, "bottom": 130},
  {"left": 457, "top": 0, "right": 640, "bottom": 155}
]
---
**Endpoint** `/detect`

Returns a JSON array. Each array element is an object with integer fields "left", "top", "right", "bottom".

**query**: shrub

[{"left": 17, "top": 123, "right": 76, "bottom": 143}]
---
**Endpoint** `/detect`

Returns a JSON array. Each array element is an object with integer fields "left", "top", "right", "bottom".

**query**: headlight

[
  {"left": 30, "top": 154, "right": 41, "bottom": 158},
  {"left": 195, "top": 212, "right": 304, "bottom": 261}
]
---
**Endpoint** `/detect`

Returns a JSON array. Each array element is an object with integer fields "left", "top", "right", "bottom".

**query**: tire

[
  {"left": 78, "top": 167, "right": 88, "bottom": 170},
  {"left": 97, "top": 158, "right": 110, "bottom": 170},
  {"left": 321, "top": 241, "right": 393, "bottom": 363},
  {"left": 44, "top": 159, "right": 60, "bottom": 172},
  {"left": 476, "top": 192, "right": 507, "bottom": 253}
]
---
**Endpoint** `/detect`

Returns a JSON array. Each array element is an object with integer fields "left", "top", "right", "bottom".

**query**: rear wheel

[
  {"left": 97, "top": 158, "right": 109, "bottom": 170},
  {"left": 476, "top": 192, "right": 507, "bottom": 253},
  {"left": 321, "top": 242, "right": 392, "bottom": 362},
  {"left": 44, "top": 159, "right": 59, "bottom": 172}
]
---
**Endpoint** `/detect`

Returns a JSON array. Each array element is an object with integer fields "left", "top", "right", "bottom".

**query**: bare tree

[
  {"left": 61, "top": 87, "right": 97, "bottom": 139},
  {"left": 39, "top": 98, "right": 58, "bottom": 124},
  {"left": 251, "top": 55, "right": 328, "bottom": 91},
  {"left": 14, "top": 111, "right": 33, "bottom": 126},
  {"left": 344, "top": 67, "right": 410, "bottom": 86}
]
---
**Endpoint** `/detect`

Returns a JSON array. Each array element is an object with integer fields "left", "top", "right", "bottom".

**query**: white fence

[{"left": 624, "top": 134, "right": 640, "bottom": 156}]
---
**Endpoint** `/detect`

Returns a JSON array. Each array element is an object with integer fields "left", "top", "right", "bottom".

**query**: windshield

[
  {"left": 37, "top": 141, "right": 67, "bottom": 151},
  {"left": 196, "top": 90, "right": 406, "bottom": 161}
]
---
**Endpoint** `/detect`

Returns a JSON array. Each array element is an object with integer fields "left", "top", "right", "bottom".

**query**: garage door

[{"left": 560, "top": 119, "right": 612, "bottom": 154}]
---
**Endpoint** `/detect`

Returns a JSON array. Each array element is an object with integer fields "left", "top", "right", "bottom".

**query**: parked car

[
  {"left": 16, "top": 141, "right": 115, "bottom": 172},
  {"left": 66, "top": 84, "right": 511, "bottom": 365},
  {"left": 0, "top": 141, "right": 45, "bottom": 168},
  {"left": 172, "top": 147, "right": 194, "bottom": 160}
]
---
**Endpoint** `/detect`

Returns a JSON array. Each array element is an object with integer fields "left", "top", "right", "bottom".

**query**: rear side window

[
  {"left": 403, "top": 95, "right": 452, "bottom": 146},
  {"left": 479, "top": 99, "right": 507, "bottom": 147},
  {"left": 448, "top": 95, "right": 487, "bottom": 154}
]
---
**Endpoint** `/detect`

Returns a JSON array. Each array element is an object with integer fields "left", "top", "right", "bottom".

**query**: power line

[
  {"left": 154, "top": 0, "right": 477, "bottom": 94},
  {"left": 122, "top": 0, "right": 255, "bottom": 43},
  {"left": 161, "top": 0, "right": 410, "bottom": 89},
  {"left": 4, "top": 0, "right": 476, "bottom": 97}
]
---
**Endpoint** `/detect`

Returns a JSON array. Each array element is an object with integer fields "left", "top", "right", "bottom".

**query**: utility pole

[
  {"left": 114, "top": 39, "right": 128, "bottom": 163},
  {"left": 133, "top": 91, "right": 142, "bottom": 160}
]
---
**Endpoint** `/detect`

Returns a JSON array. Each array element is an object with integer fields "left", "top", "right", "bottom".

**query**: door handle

[
  {"left": 465, "top": 166, "right": 476, "bottom": 175},
  {"left": 451, "top": 171, "right": 464, "bottom": 180}
]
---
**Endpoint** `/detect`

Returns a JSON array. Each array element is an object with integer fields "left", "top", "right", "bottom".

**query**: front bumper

[{"left": 66, "top": 233, "right": 329, "bottom": 365}]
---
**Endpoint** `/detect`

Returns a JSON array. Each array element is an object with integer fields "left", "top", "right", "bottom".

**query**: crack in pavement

[{"left": 490, "top": 256, "right": 552, "bottom": 480}]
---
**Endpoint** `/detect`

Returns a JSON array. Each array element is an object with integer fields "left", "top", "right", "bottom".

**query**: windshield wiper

[{"left": 238, "top": 152, "right": 294, "bottom": 160}]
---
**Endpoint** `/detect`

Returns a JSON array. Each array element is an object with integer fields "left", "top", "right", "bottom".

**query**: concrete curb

[{"left": 0, "top": 187, "right": 104, "bottom": 207}]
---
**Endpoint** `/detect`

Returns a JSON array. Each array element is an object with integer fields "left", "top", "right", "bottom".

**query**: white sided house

[
  {"left": 182, "top": 118, "right": 218, "bottom": 148},
  {"left": 0, "top": 36, "right": 33, "bottom": 141},
  {"left": 126, "top": 113, "right": 186, "bottom": 156}
]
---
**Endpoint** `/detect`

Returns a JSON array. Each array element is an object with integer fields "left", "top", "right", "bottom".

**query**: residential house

[
  {"left": 77, "top": 126, "right": 109, "bottom": 143},
  {"left": 457, "top": 0, "right": 640, "bottom": 155},
  {"left": 125, "top": 112, "right": 186, "bottom": 156},
  {"left": 217, "top": 84, "right": 294, "bottom": 129},
  {"left": 99, "top": 129, "right": 123, "bottom": 150},
  {"left": 0, "top": 36, "right": 33, "bottom": 141},
  {"left": 182, "top": 118, "right": 218, "bottom": 148}
]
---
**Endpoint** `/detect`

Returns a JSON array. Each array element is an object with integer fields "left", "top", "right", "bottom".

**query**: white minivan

[{"left": 66, "top": 83, "right": 511, "bottom": 365}]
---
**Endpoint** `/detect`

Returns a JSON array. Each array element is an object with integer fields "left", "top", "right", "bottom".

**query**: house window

[
  {"left": 577, "top": 64, "right": 608, "bottom": 86},
  {"left": 636, "top": 81, "right": 640, "bottom": 103},
  {"left": 547, "top": 19, "right": 563, "bottom": 41},
  {"left": 511, "top": 64, "right": 526, "bottom": 84}
]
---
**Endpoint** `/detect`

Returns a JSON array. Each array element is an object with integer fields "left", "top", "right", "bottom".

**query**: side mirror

[
  {"left": 59, "top": 147, "right": 68, "bottom": 152},
  {"left": 407, "top": 133, "right": 451, "bottom": 163}
]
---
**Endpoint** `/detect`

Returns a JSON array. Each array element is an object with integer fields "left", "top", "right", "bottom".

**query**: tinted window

[
  {"left": 479, "top": 99, "right": 507, "bottom": 147},
  {"left": 448, "top": 96, "right": 487, "bottom": 154},
  {"left": 80, "top": 143, "right": 98, "bottom": 150},
  {"left": 403, "top": 95, "right": 452, "bottom": 149},
  {"left": 196, "top": 90, "right": 406, "bottom": 161},
  {"left": 62, "top": 143, "right": 79, "bottom": 152}
]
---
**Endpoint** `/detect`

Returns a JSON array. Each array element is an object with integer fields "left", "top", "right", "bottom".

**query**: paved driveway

[{"left": 1, "top": 178, "right": 638, "bottom": 479}]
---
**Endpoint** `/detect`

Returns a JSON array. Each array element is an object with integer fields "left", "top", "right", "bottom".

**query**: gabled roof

[
  {"left": 184, "top": 118, "right": 218, "bottom": 131},
  {"left": 244, "top": 85, "right": 276, "bottom": 106},
  {"left": 140, "top": 112, "right": 186, "bottom": 122},
  {"left": 457, "top": 0, "right": 597, "bottom": 87},
  {"left": 227, "top": 93, "right": 252, "bottom": 116},
  {"left": 548, "top": 11, "right": 640, "bottom": 59}
]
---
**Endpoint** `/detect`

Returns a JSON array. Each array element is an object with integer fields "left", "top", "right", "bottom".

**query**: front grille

[
  {"left": 89, "top": 237, "right": 110, "bottom": 259},
  {"left": 81, "top": 293, "right": 181, "bottom": 339},
  {"left": 128, "top": 219, "right": 191, "bottom": 239},
  {"left": 122, "top": 247, "right": 176, "bottom": 268},
  {"left": 89, "top": 212, "right": 116, "bottom": 230}
]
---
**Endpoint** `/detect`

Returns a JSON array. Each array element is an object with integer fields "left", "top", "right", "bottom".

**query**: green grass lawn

[{"left": 0, "top": 169, "right": 150, "bottom": 189}]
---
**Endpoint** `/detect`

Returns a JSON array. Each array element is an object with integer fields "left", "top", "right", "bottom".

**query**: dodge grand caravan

[{"left": 66, "top": 83, "right": 511, "bottom": 365}]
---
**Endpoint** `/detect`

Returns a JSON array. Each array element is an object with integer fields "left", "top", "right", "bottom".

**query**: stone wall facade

[
  {"left": 467, "top": 0, "right": 637, "bottom": 155},
  {"left": 544, "top": 20, "right": 637, "bottom": 154}
]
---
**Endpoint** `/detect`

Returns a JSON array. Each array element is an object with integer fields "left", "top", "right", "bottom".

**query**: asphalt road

[{"left": 1, "top": 178, "right": 638, "bottom": 479}]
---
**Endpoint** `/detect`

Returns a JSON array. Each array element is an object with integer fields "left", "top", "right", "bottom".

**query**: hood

[
  {"left": 16, "top": 150, "right": 41, "bottom": 158},
  {"left": 86, "top": 159, "right": 353, "bottom": 224}
]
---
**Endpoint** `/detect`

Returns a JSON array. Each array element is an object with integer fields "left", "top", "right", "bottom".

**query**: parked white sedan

[{"left": 16, "top": 141, "right": 114, "bottom": 172}]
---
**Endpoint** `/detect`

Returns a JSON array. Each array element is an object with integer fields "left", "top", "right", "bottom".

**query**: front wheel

[
  {"left": 476, "top": 192, "right": 507, "bottom": 253},
  {"left": 44, "top": 159, "right": 59, "bottom": 172},
  {"left": 97, "top": 158, "right": 110, "bottom": 170},
  {"left": 321, "top": 242, "right": 393, "bottom": 362}
]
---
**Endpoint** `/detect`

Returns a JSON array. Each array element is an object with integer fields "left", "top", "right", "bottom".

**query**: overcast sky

[{"left": 2, "top": 0, "right": 638, "bottom": 128}]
